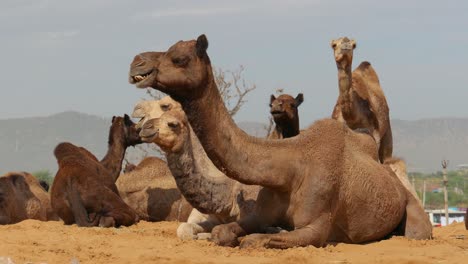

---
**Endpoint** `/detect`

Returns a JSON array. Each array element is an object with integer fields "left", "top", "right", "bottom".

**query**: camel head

[
  {"left": 110, "top": 114, "right": 142, "bottom": 147},
  {"left": 132, "top": 96, "right": 182, "bottom": 129},
  {"left": 139, "top": 110, "right": 189, "bottom": 153},
  {"left": 129, "top": 34, "right": 211, "bottom": 99},
  {"left": 128, "top": 52, "right": 164, "bottom": 89},
  {"left": 331, "top": 37, "right": 356, "bottom": 68},
  {"left": 269, "top": 93, "right": 303, "bottom": 123}
]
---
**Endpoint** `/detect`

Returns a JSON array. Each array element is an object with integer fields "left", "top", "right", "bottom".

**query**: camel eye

[
  {"left": 161, "top": 104, "right": 170, "bottom": 111},
  {"left": 172, "top": 56, "right": 189, "bottom": 67},
  {"left": 332, "top": 43, "right": 337, "bottom": 49},
  {"left": 167, "top": 121, "right": 179, "bottom": 129}
]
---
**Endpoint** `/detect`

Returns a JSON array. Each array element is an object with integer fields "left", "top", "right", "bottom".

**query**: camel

[
  {"left": 128, "top": 34, "right": 432, "bottom": 248},
  {"left": 51, "top": 115, "right": 141, "bottom": 227},
  {"left": 330, "top": 37, "right": 393, "bottom": 163},
  {"left": 268, "top": 93, "right": 303, "bottom": 139},
  {"left": 134, "top": 97, "right": 262, "bottom": 240},
  {"left": 132, "top": 97, "right": 181, "bottom": 128},
  {"left": 0, "top": 172, "right": 58, "bottom": 224},
  {"left": 116, "top": 156, "right": 193, "bottom": 223}
]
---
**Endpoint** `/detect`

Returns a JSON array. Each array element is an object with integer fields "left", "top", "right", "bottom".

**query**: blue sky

[{"left": 1, "top": 0, "right": 467, "bottom": 126}]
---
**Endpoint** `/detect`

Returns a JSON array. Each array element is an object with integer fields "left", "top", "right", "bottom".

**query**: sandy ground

[{"left": 0, "top": 220, "right": 467, "bottom": 264}]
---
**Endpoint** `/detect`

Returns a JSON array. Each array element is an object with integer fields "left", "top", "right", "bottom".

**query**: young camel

[
  {"left": 0, "top": 172, "right": 58, "bottom": 224},
  {"left": 51, "top": 115, "right": 141, "bottom": 227},
  {"left": 330, "top": 37, "right": 393, "bottom": 163},
  {"left": 128, "top": 34, "right": 432, "bottom": 248},
  {"left": 116, "top": 156, "right": 193, "bottom": 223},
  {"left": 268, "top": 93, "right": 304, "bottom": 139},
  {"left": 133, "top": 97, "right": 263, "bottom": 240}
]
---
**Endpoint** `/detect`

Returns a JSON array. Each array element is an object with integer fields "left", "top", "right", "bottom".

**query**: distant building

[
  {"left": 456, "top": 164, "right": 468, "bottom": 172},
  {"left": 426, "top": 209, "right": 467, "bottom": 226}
]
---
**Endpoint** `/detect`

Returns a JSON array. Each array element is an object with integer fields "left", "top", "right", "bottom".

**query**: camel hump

[{"left": 54, "top": 142, "right": 78, "bottom": 160}]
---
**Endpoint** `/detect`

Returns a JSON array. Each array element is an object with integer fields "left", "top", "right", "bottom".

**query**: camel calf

[
  {"left": 0, "top": 172, "right": 58, "bottom": 224},
  {"left": 51, "top": 115, "right": 141, "bottom": 227}
]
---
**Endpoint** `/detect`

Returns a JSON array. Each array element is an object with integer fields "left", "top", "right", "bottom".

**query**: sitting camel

[
  {"left": 330, "top": 37, "right": 393, "bottom": 163},
  {"left": 268, "top": 93, "right": 304, "bottom": 139},
  {"left": 133, "top": 97, "right": 262, "bottom": 240},
  {"left": 116, "top": 156, "right": 193, "bottom": 223},
  {"left": 0, "top": 172, "right": 58, "bottom": 224},
  {"left": 51, "top": 115, "right": 141, "bottom": 227},
  {"left": 128, "top": 34, "right": 432, "bottom": 248}
]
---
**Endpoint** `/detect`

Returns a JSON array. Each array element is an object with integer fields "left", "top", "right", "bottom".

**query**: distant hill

[{"left": 0, "top": 111, "right": 467, "bottom": 174}]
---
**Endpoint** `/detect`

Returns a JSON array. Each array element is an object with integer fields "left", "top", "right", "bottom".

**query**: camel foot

[
  {"left": 239, "top": 234, "right": 270, "bottom": 249},
  {"left": 177, "top": 223, "right": 200, "bottom": 240},
  {"left": 99, "top": 216, "right": 115, "bottom": 227},
  {"left": 196, "top": 232, "right": 212, "bottom": 240},
  {"left": 211, "top": 224, "right": 240, "bottom": 247}
]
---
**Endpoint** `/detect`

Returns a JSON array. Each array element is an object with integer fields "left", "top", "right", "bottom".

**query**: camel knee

[{"left": 177, "top": 222, "right": 203, "bottom": 240}]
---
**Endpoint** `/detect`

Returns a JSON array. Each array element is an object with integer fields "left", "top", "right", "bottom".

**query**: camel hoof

[
  {"left": 211, "top": 225, "right": 239, "bottom": 247},
  {"left": 177, "top": 223, "right": 198, "bottom": 240},
  {"left": 99, "top": 216, "right": 115, "bottom": 227},
  {"left": 196, "top": 232, "right": 212, "bottom": 240},
  {"left": 239, "top": 234, "right": 269, "bottom": 249}
]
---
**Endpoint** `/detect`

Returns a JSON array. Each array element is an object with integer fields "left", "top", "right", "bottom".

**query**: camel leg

[
  {"left": 401, "top": 194, "right": 432, "bottom": 240},
  {"left": 379, "top": 129, "right": 393, "bottom": 163},
  {"left": 239, "top": 214, "right": 332, "bottom": 249},
  {"left": 177, "top": 209, "right": 221, "bottom": 240},
  {"left": 83, "top": 187, "right": 137, "bottom": 227},
  {"left": 211, "top": 214, "right": 264, "bottom": 247}
]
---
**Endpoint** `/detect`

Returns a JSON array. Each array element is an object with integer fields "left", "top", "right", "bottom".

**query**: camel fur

[
  {"left": 330, "top": 37, "right": 393, "bottom": 163},
  {"left": 135, "top": 98, "right": 262, "bottom": 240},
  {"left": 116, "top": 156, "right": 193, "bottom": 222},
  {"left": 51, "top": 115, "right": 141, "bottom": 227},
  {"left": 0, "top": 172, "right": 58, "bottom": 224},
  {"left": 128, "top": 34, "right": 432, "bottom": 248},
  {"left": 268, "top": 93, "right": 303, "bottom": 139}
]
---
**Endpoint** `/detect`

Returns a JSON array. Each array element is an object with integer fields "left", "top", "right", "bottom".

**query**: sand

[{"left": 0, "top": 220, "right": 467, "bottom": 264}]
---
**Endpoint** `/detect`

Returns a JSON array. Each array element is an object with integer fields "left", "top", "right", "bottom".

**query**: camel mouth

[
  {"left": 270, "top": 110, "right": 285, "bottom": 116},
  {"left": 129, "top": 69, "right": 154, "bottom": 86},
  {"left": 139, "top": 131, "right": 158, "bottom": 142}
]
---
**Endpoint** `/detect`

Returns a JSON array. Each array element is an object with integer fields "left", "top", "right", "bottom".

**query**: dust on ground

[{"left": 0, "top": 220, "right": 467, "bottom": 264}]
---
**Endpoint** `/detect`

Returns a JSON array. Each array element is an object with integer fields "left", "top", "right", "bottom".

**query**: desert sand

[{"left": 0, "top": 220, "right": 467, "bottom": 264}]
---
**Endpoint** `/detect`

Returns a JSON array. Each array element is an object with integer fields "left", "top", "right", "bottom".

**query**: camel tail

[{"left": 68, "top": 186, "right": 92, "bottom": 227}]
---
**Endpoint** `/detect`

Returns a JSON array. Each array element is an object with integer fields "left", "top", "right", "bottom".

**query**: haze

[{"left": 1, "top": 0, "right": 467, "bottom": 126}]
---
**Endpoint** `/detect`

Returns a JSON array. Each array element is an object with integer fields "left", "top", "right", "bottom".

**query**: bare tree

[{"left": 214, "top": 65, "right": 256, "bottom": 117}]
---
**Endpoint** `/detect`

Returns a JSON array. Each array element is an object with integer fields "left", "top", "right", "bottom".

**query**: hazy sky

[{"left": 1, "top": 0, "right": 467, "bottom": 126}]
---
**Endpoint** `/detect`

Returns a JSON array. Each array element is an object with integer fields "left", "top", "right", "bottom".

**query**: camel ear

[
  {"left": 196, "top": 34, "right": 209, "bottom": 58},
  {"left": 295, "top": 93, "right": 304, "bottom": 107},
  {"left": 270, "top": 94, "right": 276, "bottom": 105},
  {"left": 112, "top": 116, "right": 116, "bottom": 123},
  {"left": 124, "top": 114, "right": 133, "bottom": 126},
  {"left": 351, "top": 39, "right": 357, "bottom": 49}
]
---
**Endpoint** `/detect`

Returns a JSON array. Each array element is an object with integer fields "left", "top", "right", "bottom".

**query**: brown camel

[
  {"left": 268, "top": 93, "right": 303, "bottom": 139},
  {"left": 134, "top": 98, "right": 262, "bottom": 240},
  {"left": 330, "top": 37, "right": 393, "bottom": 163},
  {"left": 128, "top": 35, "right": 432, "bottom": 248},
  {"left": 116, "top": 156, "right": 193, "bottom": 223},
  {"left": 465, "top": 210, "right": 468, "bottom": 230},
  {"left": 51, "top": 115, "right": 141, "bottom": 227},
  {"left": 0, "top": 172, "right": 58, "bottom": 224}
]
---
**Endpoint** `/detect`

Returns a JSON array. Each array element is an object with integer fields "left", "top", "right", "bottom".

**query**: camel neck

[
  {"left": 165, "top": 128, "right": 235, "bottom": 216},
  {"left": 337, "top": 65, "right": 353, "bottom": 112},
  {"left": 179, "top": 68, "right": 292, "bottom": 190},
  {"left": 100, "top": 136, "right": 126, "bottom": 183},
  {"left": 273, "top": 115, "right": 300, "bottom": 138}
]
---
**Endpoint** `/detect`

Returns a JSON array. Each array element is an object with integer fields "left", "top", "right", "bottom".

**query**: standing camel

[
  {"left": 330, "top": 37, "right": 393, "bottom": 163},
  {"left": 127, "top": 35, "right": 432, "bottom": 248},
  {"left": 268, "top": 93, "right": 303, "bottom": 139}
]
